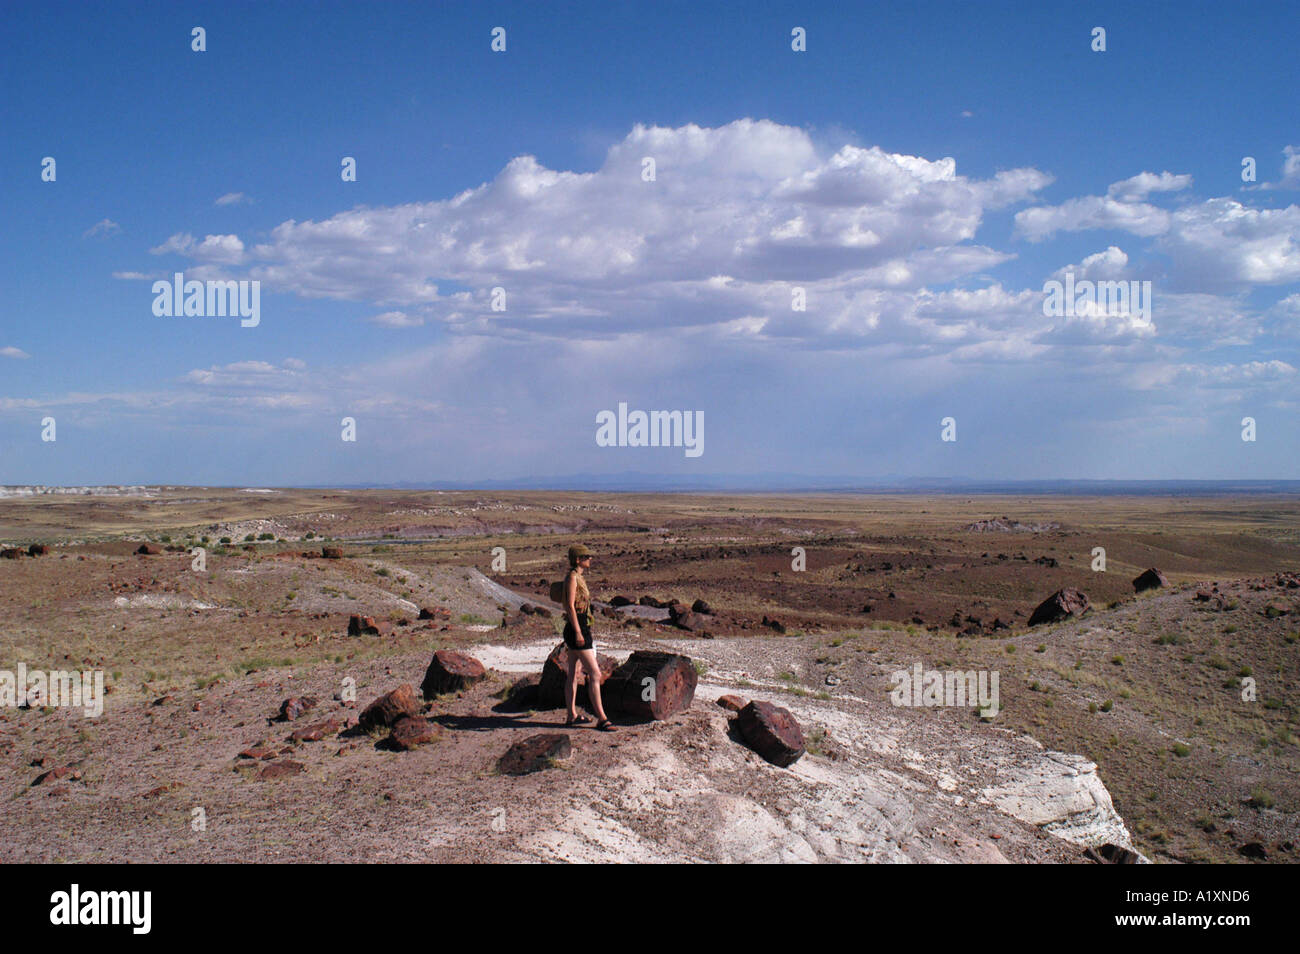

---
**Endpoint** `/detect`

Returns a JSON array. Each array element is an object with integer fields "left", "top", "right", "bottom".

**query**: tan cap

[{"left": 568, "top": 544, "right": 591, "bottom": 564}]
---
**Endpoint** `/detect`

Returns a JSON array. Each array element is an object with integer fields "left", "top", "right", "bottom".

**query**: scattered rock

[
  {"left": 279, "top": 696, "right": 318, "bottom": 722},
  {"left": 609, "top": 595, "right": 635, "bottom": 607},
  {"left": 27, "top": 544, "right": 49, "bottom": 556},
  {"left": 358, "top": 684, "right": 422, "bottom": 731},
  {"left": 418, "top": 606, "right": 450, "bottom": 620},
  {"left": 761, "top": 615, "right": 786, "bottom": 634},
  {"left": 238, "top": 746, "right": 277, "bottom": 760},
  {"left": 735, "top": 700, "right": 805, "bottom": 767},
  {"left": 691, "top": 598, "right": 712, "bottom": 615},
  {"left": 1132, "top": 568, "right": 1169, "bottom": 593},
  {"left": 1, "top": 548, "right": 26, "bottom": 559},
  {"left": 716, "top": 694, "right": 748, "bottom": 712},
  {"left": 497, "top": 733, "right": 572, "bottom": 775},
  {"left": 1027, "top": 588, "right": 1091, "bottom": 626},
  {"left": 602, "top": 651, "right": 697, "bottom": 721},
  {"left": 420, "top": 650, "right": 487, "bottom": 698},
  {"left": 1238, "top": 842, "right": 1268, "bottom": 860},
  {"left": 348, "top": 614, "right": 391, "bottom": 637},
  {"left": 321, "top": 546, "right": 343, "bottom": 559},
  {"left": 135, "top": 544, "right": 161, "bottom": 555},
  {"left": 31, "top": 765, "right": 80, "bottom": 787},
  {"left": 289, "top": 717, "right": 344, "bottom": 743},
  {"left": 391, "top": 715, "right": 438, "bottom": 750},
  {"left": 671, "top": 609, "right": 706, "bottom": 632}
]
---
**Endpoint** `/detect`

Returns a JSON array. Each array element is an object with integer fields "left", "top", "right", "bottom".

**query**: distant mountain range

[
  {"left": 322, "top": 474, "right": 1300, "bottom": 494},
  {"left": 4, "top": 476, "right": 1299, "bottom": 495}
]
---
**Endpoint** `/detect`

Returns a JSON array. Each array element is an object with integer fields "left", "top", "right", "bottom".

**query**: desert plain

[{"left": 0, "top": 487, "right": 1296, "bottom": 863}]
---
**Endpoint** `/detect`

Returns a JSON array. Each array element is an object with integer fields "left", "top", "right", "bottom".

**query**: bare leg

[
  {"left": 565, "top": 650, "right": 580, "bottom": 721},
  {"left": 578, "top": 649, "right": 610, "bottom": 723}
]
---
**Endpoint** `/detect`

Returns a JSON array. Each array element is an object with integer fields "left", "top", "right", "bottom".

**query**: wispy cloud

[{"left": 83, "top": 218, "right": 121, "bottom": 239}]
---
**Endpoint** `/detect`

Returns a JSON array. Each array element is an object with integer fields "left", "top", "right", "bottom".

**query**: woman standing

[{"left": 563, "top": 544, "right": 616, "bottom": 731}]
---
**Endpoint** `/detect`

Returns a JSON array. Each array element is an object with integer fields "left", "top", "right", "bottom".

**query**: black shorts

[{"left": 563, "top": 616, "right": 594, "bottom": 651}]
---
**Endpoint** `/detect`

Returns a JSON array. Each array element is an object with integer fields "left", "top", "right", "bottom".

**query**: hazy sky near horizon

[{"left": 3, "top": 0, "right": 1298, "bottom": 485}]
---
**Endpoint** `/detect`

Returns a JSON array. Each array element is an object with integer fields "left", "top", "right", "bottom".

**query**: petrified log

[
  {"left": 497, "top": 733, "right": 571, "bottom": 775},
  {"left": 601, "top": 651, "right": 697, "bottom": 721},
  {"left": 390, "top": 715, "right": 438, "bottom": 750},
  {"left": 358, "top": 684, "right": 421, "bottom": 731},
  {"left": 420, "top": 650, "right": 487, "bottom": 697},
  {"left": 1132, "top": 568, "right": 1169, "bottom": 593},
  {"left": 736, "top": 700, "right": 805, "bottom": 767},
  {"left": 1027, "top": 587, "right": 1090, "bottom": 626}
]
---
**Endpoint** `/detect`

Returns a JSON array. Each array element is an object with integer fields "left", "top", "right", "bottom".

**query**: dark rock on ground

[
  {"left": 1132, "top": 567, "right": 1169, "bottom": 593},
  {"left": 348, "top": 614, "right": 391, "bottom": 637},
  {"left": 498, "top": 733, "right": 572, "bottom": 775},
  {"left": 391, "top": 715, "right": 439, "bottom": 750},
  {"left": 421, "top": 650, "right": 487, "bottom": 697},
  {"left": 735, "top": 700, "right": 805, "bottom": 767},
  {"left": 289, "top": 717, "right": 344, "bottom": 743},
  {"left": 358, "top": 684, "right": 422, "bottom": 731},
  {"left": 279, "top": 696, "right": 318, "bottom": 721},
  {"left": 1028, "top": 588, "right": 1091, "bottom": 626},
  {"left": 602, "top": 651, "right": 697, "bottom": 721}
]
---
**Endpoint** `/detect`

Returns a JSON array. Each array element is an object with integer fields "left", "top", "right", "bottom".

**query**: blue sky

[{"left": 2, "top": 0, "right": 1298, "bottom": 486}]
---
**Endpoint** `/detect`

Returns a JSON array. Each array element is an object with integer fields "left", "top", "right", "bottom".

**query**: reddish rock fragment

[
  {"left": 497, "top": 733, "right": 572, "bottom": 775},
  {"left": 358, "top": 684, "right": 421, "bottom": 731},
  {"left": 420, "top": 650, "right": 487, "bottom": 697},
  {"left": 735, "top": 700, "right": 805, "bottom": 767}
]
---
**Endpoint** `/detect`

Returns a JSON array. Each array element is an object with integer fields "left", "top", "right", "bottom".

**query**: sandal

[
  {"left": 596, "top": 719, "right": 617, "bottom": 732},
  {"left": 565, "top": 714, "right": 592, "bottom": 726}
]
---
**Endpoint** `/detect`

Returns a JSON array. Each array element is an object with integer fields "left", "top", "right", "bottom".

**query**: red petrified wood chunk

[
  {"left": 390, "top": 715, "right": 438, "bottom": 750},
  {"left": 1027, "top": 588, "right": 1090, "bottom": 626},
  {"left": 601, "top": 651, "right": 697, "bottom": 721},
  {"left": 420, "top": 650, "right": 487, "bottom": 698},
  {"left": 358, "top": 684, "right": 422, "bottom": 731},
  {"left": 497, "top": 733, "right": 572, "bottom": 775},
  {"left": 736, "top": 700, "right": 806, "bottom": 767}
]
